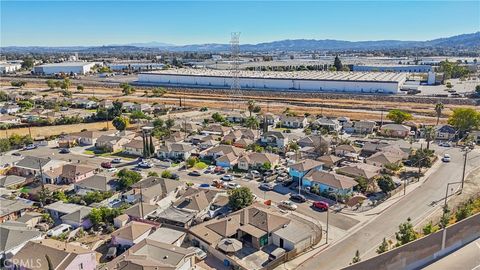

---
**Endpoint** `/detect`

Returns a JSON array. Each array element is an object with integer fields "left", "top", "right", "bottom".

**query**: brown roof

[
  {"left": 60, "top": 164, "right": 95, "bottom": 180},
  {"left": 304, "top": 170, "right": 358, "bottom": 190},
  {"left": 111, "top": 221, "right": 155, "bottom": 241},
  {"left": 238, "top": 152, "right": 280, "bottom": 165},
  {"left": 317, "top": 155, "right": 342, "bottom": 166},
  {"left": 336, "top": 163, "right": 381, "bottom": 179},
  {"left": 335, "top": 144, "right": 360, "bottom": 153},
  {"left": 366, "top": 151, "right": 404, "bottom": 165},
  {"left": 289, "top": 159, "right": 324, "bottom": 172}
]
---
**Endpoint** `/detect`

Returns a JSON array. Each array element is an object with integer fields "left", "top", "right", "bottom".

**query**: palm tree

[
  {"left": 247, "top": 100, "right": 256, "bottom": 117},
  {"left": 435, "top": 103, "right": 444, "bottom": 125},
  {"left": 424, "top": 125, "right": 436, "bottom": 150},
  {"left": 244, "top": 116, "right": 259, "bottom": 129}
]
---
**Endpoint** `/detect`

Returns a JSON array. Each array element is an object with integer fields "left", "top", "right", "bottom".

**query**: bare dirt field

[{"left": 0, "top": 121, "right": 112, "bottom": 139}]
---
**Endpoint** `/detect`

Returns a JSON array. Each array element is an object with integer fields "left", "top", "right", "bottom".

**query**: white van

[{"left": 47, "top": 224, "right": 72, "bottom": 237}]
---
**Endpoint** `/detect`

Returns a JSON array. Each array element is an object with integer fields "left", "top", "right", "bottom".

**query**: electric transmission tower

[{"left": 229, "top": 32, "right": 243, "bottom": 110}]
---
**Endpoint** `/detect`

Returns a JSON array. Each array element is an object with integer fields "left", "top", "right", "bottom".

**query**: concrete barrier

[{"left": 344, "top": 213, "right": 480, "bottom": 270}]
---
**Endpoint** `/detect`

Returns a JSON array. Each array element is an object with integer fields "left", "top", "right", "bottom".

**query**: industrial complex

[
  {"left": 33, "top": 62, "right": 96, "bottom": 75},
  {"left": 138, "top": 69, "right": 408, "bottom": 94}
]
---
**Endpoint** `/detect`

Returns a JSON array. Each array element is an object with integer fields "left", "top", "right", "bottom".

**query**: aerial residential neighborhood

[{"left": 1, "top": 1, "right": 480, "bottom": 270}]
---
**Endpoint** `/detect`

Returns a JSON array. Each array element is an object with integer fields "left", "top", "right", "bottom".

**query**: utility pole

[
  {"left": 326, "top": 207, "right": 330, "bottom": 244},
  {"left": 461, "top": 147, "right": 471, "bottom": 190}
]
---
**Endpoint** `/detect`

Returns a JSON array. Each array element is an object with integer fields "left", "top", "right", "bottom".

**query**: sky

[{"left": 1, "top": 0, "right": 479, "bottom": 46}]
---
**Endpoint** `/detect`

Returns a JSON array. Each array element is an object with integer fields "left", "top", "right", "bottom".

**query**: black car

[
  {"left": 188, "top": 171, "right": 202, "bottom": 177},
  {"left": 290, "top": 194, "right": 307, "bottom": 203},
  {"left": 171, "top": 173, "right": 180, "bottom": 180},
  {"left": 59, "top": 148, "right": 70, "bottom": 154},
  {"left": 282, "top": 180, "right": 294, "bottom": 187}
]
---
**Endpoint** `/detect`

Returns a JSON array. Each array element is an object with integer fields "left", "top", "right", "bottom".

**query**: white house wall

[{"left": 138, "top": 73, "right": 401, "bottom": 94}]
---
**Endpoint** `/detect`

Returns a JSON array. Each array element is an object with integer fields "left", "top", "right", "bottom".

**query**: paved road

[
  {"left": 297, "top": 146, "right": 480, "bottom": 270},
  {"left": 422, "top": 238, "right": 480, "bottom": 270}
]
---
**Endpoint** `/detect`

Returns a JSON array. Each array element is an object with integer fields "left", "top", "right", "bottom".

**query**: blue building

[
  {"left": 302, "top": 170, "right": 357, "bottom": 196},
  {"left": 288, "top": 159, "right": 324, "bottom": 184}
]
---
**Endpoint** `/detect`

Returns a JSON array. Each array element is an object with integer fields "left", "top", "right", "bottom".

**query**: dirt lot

[{"left": 0, "top": 121, "right": 112, "bottom": 139}]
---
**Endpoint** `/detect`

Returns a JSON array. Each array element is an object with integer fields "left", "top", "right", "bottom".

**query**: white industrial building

[
  {"left": 352, "top": 65, "right": 432, "bottom": 73},
  {"left": 0, "top": 63, "right": 22, "bottom": 74},
  {"left": 138, "top": 69, "right": 407, "bottom": 94},
  {"left": 106, "top": 62, "right": 164, "bottom": 71},
  {"left": 33, "top": 62, "right": 96, "bottom": 75}
]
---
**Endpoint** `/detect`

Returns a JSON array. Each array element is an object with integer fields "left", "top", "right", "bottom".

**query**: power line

[{"left": 229, "top": 32, "right": 243, "bottom": 110}]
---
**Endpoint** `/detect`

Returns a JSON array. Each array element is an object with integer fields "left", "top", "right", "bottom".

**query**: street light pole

[
  {"left": 460, "top": 148, "right": 471, "bottom": 190},
  {"left": 326, "top": 208, "right": 329, "bottom": 244}
]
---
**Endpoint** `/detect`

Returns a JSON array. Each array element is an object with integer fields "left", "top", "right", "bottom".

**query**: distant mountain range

[{"left": 3, "top": 32, "right": 479, "bottom": 53}]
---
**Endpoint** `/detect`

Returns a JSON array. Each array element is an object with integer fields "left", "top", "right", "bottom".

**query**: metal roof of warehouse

[{"left": 141, "top": 69, "right": 407, "bottom": 83}]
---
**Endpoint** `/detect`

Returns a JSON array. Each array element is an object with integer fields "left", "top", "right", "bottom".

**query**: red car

[
  {"left": 214, "top": 166, "right": 225, "bottom": 174},
  {"left": 312, "top": 201, "right": 329, "bottom": 211},
  {"left": 101, "top": 162, "right": 112, "bottom": 169}
]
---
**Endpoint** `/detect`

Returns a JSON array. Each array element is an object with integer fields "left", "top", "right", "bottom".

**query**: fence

[{"left": 344, "top": 213, "right": 480, "bottom": 270}]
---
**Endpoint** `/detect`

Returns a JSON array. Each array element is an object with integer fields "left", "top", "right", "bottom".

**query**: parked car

[
  {"left": 112, "top": 158, "right": 122, "bottom": 163},
  {"left": 278, "top": 200, "right": 297, "bottom": 211},
  {"left": 259, "top": 182, "right": 274, "bottom": 191},
  {"left": 138, "top": 161, "right": 152, "bottom": 168},
  {"left": 101, "top": 162, "right": 112, "bottom": 169},
  {"left": 24, "top": 144, "right": 37, "bottom": 150},
  {"left": 276, "top": 176, "right": 287, "bottom": 182},
  {"left": 205, "top": 165, "right": 216, "bottom": 173},
  {"left": 188, "top": 247, "right": 207, "bottom": 260},
  {"left": 312, "top": 201, "right": 329, "bottom": 211},
  {"left": 106, "top": 246, "right": 118, "bottom": 260},
  {"left": 263, "top": 170, "right": 274, "bottom": 177},
  {"left": 214, "top": 166, "right": 226, "bottom": 174},
  {"left": 12, "top": 152, "right": 22, "bottom": 156},
  {"left": 439, "top": 142, "right": 452, "bottom": 147},
  {"left": 290, "top": 194, "right": 307, "bottom": 203},
  {"left": 226, "top": 182, "right": 241, "bottom": 189},
  {"left": 188, "top": 170, "right": 202, "bottom": 177},
  {"left": 221, "top": 174, "right": 234, "bottom": 181},
  {"left": 282, "top": 179, "right": 294, "bottom": 187},
  {"left": 199, "top": 183, "right": 210, "bottom": 188},
  {"left": 442, "top": 154, "right": 451, "bottom": 162},
  {"left": 107, "top": 168, "right": 118, "bottom": 173},
  {"left": 59, "top": 148, "right": 70, "bottom": 154},
  {"left": 108, "top": 199, "right": 122, "bottom": 207},
  {"left": 132, "top": 167, "right": 142, "bottom": 171},
  {"left": 171, "top": 173, "right": 180, "bottom": 180}
]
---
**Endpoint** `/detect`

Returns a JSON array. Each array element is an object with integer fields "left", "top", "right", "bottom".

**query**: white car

[
  {"left": 107, "top": 168, "right": 118, "bottom": 173},
  {"left": 259, "top": 182, "right": 274, "bottom": 191},
  {"left": 24, "top": 144, "right": 37, "bottom": 150},
  {"left": 221, "top": 174, "right": 234, "bottom": 181},
  {"left": 112, "top": 158, "right": 122, "bottom": 163},
  {"left": 442, "top": 154, "right": 451, "bottom": 162},
  {"left": 226, "top": 182, "right": 241, "bottom": 189},
  {"left": 278, "top": 200, "right": 297, "bottom": 211},
  {"left": 138, "top": 161, "right": 153, "bottom": 168}
]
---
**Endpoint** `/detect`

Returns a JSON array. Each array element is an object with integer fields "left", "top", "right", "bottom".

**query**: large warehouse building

[
  {"left": 33, "top": 62, "right": 96, "bottom": 75},
  {"left": 352, "top": 64, "right": 432, "bottom": 73},
  {"left": 138, "top": 69, "right": 407, "bottom": 94}
]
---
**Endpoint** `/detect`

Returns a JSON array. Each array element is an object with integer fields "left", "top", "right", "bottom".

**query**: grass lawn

[
  {"left": 194, "top": 162, "right": 208, "bottom": 170},
  {"left": 82, "top": 149, "right": 135, "bottom": 160},
  {"left": 83, "top": 150, "right": 95, "bottom": 155}
]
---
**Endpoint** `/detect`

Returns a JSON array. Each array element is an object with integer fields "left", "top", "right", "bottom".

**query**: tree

[
  {"left": 120, "top": 83, "right": 135, "bottom": 95},
  {"left": 0, "top": 91, "right": 7, "bottom": 101},
  {"left": 148, "top": 171, "right": 159, "bottom": 177},
  {"left": 395, "top": 218, "right": 417, "bottom": 246},
  {"left": 377, "top": 175, "right": 396, "bottom": 194},
  {"left": 152, "top": 87, "right": 166, "bottom": 97},
  {"left": 410, "top": 148, "right": 434, "bottom": 168},
  {"left": 351, "top": 250, "right": 361, "bottom": 264},
  {"left": 228, "top": 187, "right": 254, "bottom": 211},
  {"left": 423, "top": 126, "right": 436, "bottom": 150},
  {"left": 46, "top": 79, "right": 56, "bottom": 90},
  {"left": 0, "top": 138, "right": 11, "bottom": 152},
  {"left": 447, "top": 108, "right": 480, "bottom": 134},
  {"left": 245, "top": 116, "right": 260, "bottom": 129},
  {"left": 422, "top": 221, "right": 434, "bottom": 235},
  {"left": 212, "top": 112, "right": 225, "bottom": 122},
  {"left": 11, "top": 81, "right": 27, "bottom": 88},
  {"left": 112, "top": 116, "right": 129, "bottom": 131},
  {"left": 161, "top": 170, "right": 173, "bottom": 179},
  {"left": 262, "top": 162, "right": 272, "bottom": 171},
  {"left": 434, "top": 103, "right": 444, "bottom": 125},
  {"left": 60, "top": 78, "right": 71, "bottom": 90},
  {"left": 455, "top": 201, "right": 473, "bottom": 221},
  {"left": 129, "top": 110, "right": 150, "bottom": 121},
  {"left": 288, "top": 141, "right": 299, "bottom": 151},
  {"left": 117, "top": 169, "right": 142, "bottom": 189},
  {"left": 21, "top": 57, "right": 34, "bottom": 70},
  {"left": 334, "top": 55, "right": 343, "bottom": 71},
  {"left": 440, "top": 206, "right": 451, "bottom": 228},
  {"left": 376, "top": 238, "right": 389, "bottom": 254},
  {"left": 77, "top": 85, "right": 84, "bottom": 92},
  {"left": 186, "top": 156, "right": 198, "bottom": 168},
  {"left": 247, "top": 100, "right": 261, "bottom": 116},
  {"left": 165, "top": 118, "right": 175, "bottom": 129},
  {"left": 387, "top": 109, "right": 413, "bottom": 124},
  {"left": 52, "top": 190, "right": 67, "bottom": 202}
]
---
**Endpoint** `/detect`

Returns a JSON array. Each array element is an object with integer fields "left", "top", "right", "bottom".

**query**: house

[
  {"left": 199, "top": 138, "right": 220, "bottom": 150},
  {"left": 259, "top": 113, "right": 279, "bottom": 126},
  {"left": 237, "top": 152, "right": 280, "bottom": 171},
  {"left": 436, "top": 125, "right": 457, "bottom": 140},
  {"left": 361, "top": 141, "right": 391, "bottom": 156},
  {"left": 157, "top": 142, "right": 195, "bottom": 161},
  {"left": 297, "top": 135, "right": 330, "bottom": 148},
  {"left": 0, "top": 198, "right": 32, "bottom": 224},
  {"left": 99, "top": 99, "right": 113, "bottom": 109},
  {"left": 0, "top": 218, "right": 43, "bottom": 260},
  {"left": 11, "top": 156, "right": 66, "bottom": 177},
  {"left": 122, "top": 102, "right": 136, "bottom": 112},
  {"left": 335, "top": 144, "right": 360, "bottom": 158},
  {"left": 366, "top": 151, "right": 405, "bottom": 167},
  {"left": 201, "top": 124, "right": 232, "bottom": 136},
  {"left": 57, "top": 164, "right": 96, "bottom": 184},
  {"left": 200, "top": 145, "right": 245, "bottom": 160},
  {"left": 153, "top": 206, "right": 196, "bottom": 229},
  {"left": 133, "top": 103, "right": 152, "bottom": 113},
  {"left": 73, "top": 173, "right": 115, "bottom": 195},
  {"left": 189, "top": 203, "right": 320, "bottom": 267},
  {"left": 380, "top": 124, "right": 411, "bottom": 138},
  {"left": 227, "top": 112, "right": 248, "bottom": 123},
  {"left": 215, "top": 152, "right": 239, "bottom": 168},
  {"left": 124, "top": 203, "right": 158, "bottom": 220},
  {"left": 223, "top": 128, "right": 260, "bottom": 143},
  {"left": 123, "top": 138, "right": 154, "bottom": 157},
  {"left": 95, "top": 135, "right": 131, "bottom": 152},
  {"left": 233, "top": 138, "right": 253, "bottom": 149},
  {"left": 311, "top": 118, "right": 341, "bottom": 132},
  {"left": 288, "top": 159, "right": 324, "bottom": 182},
  {"left": 280, "top": 115, "right": 308, "bottom": 128},
  {"left": 61, "top": 206, "right": 93, "bottom": 229},
  {"left": 10, "top": 239, "right": 99, "bottom": 270},
  {"left": 0, "top": 175, "right": 27, "bottom": 189},
  {"left": 114, "top": 214, "right": 129, "bottom": 229},
  {"left": 317, "top": 155, "right": 342, "bottom": 169},
  {"left": 165, "top": 131, "right": 187, "bottom": 143},
  {"left": 15, "top": 212, "right": 43, "bottom": 229},
  {"left": 44, "top": 201, "right": 85, "bottom": 222},
  {"left": 336, "top": 163, "right": 382, "bottom": 180},
  {"left": 104, "top": 238, "right": 195, "bottom": 270},
  {"left": 172, "top": 122, "right": 201, "bottom": 133},
  {"left": 354, "top": 120, "right": 377, "bottom": 134},
  {"left": 173, "top": 187, "right": 227, "bottom": 220},
  {"left": 260, "top": 131, "right": 288, "bottom": 149},
  {"left": 302, "top": 170, "right": 358, "bottom": 196},
  {"left": 146, "top": 227, "right": 187, "bottom": 246},
  {"left": 69, "top": 130, "right": 110, "bottom": 145},
  {"left": 0, "top": 115, "right": 21, "bottom": 125},
  {"left": 124, "top": 177, "right": 183, "bottom": 209},
  {"left": 111, "top": 221, "right": 156, "bottom": 247},
  {"left": 1, "top": 104, "right": 21, "bottom": 114}
]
